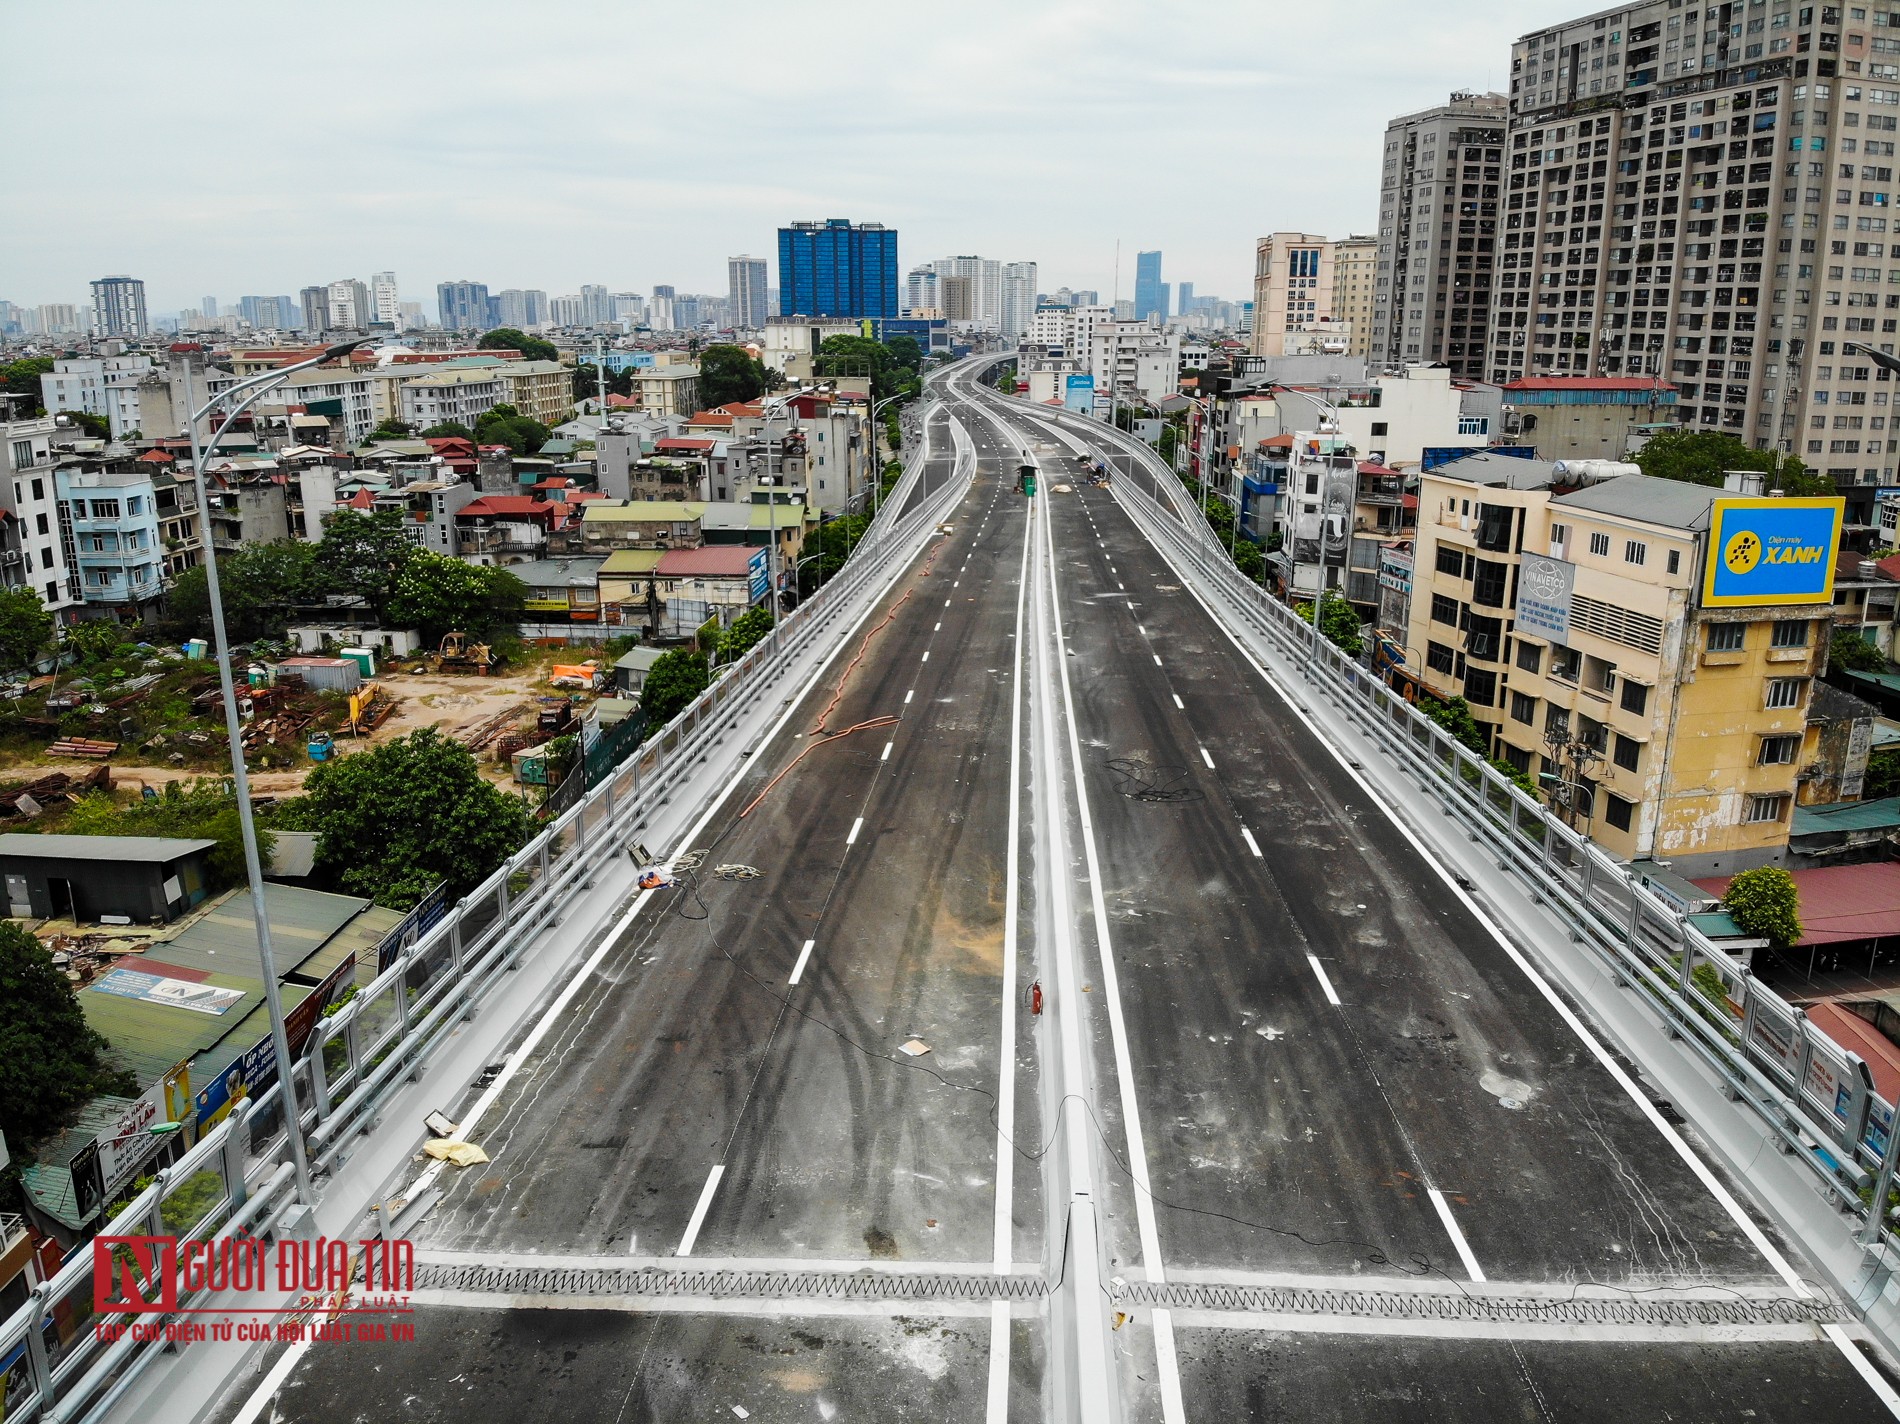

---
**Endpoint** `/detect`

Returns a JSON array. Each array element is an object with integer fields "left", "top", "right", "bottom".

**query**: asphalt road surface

[{"left": 216, "top": 367, "right": 1898, "bottom": 1423}]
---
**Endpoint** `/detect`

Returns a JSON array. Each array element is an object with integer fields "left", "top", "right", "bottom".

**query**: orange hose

[{"left": 739, "top": 716, "right": 899, "bottom": 818}]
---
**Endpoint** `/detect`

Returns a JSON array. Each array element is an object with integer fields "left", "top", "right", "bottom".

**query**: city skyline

[{"left": 2, "top": 0, "right": 1583, "bottom": 314}]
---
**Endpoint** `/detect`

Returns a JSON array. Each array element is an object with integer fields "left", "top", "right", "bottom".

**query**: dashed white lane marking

[
  {"left": 788, "top": 939, "right": 816, "bottom": 986},
  {"left": 1199, "top": 746, "right": 1214, "bottom": 770},
  {"left": 676, "top": 1165, "right": 726, "bottom": 1256},
  {"left": 921, "top": 651, "right": 930, "bottom": 663},
  {"left": 935, "top": 622, "right": 942, "bottom": 631},
  {"left": 1306, "top": 954, "right": 1342, "bottom": 1006},
  {"left": 1138, "top": 624, "right": 1147, "bottom": 635},
  {"left": 1428, "top": 1190, "right": 1486, "bottom": 1283},
  {"left": 905, "top": 690, "right": 913, "bottom": 704},
  {"left": 847, "top": 816, "right": 864, "bottom": 845},
  {"left": 1172, "top": 694, "right": 1184, "bottom": 710},
  {"left": 881, "top": 742, "right": 893, "bottom": 761},
  {"left": 1153, "top": 654, "right": 1163, "bottom": 666},
  {"left": 1240, "top": 826, "right": 1263, "bottom": 858}
]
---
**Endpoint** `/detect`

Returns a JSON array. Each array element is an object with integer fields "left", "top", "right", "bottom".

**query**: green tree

[
  {"left": 168, "top": 539, "right": 316, "bottom": 642},
  {"left": 1865, "top": 747, "right": 1900, "bottom": 799},
  {"left": 477, "top": 327, "right": 559, "bottom": 362},
  {"left": 367, "top": 417, "right": 415, "bottom": 441},
  {"left": 1296, "top": 589, "right": 1364, "bottom": 657},
  {"left": 640, "top": 647, "right": 710, "bottom": 724},
  {"left": 2, "top": 357, "right": 56, "bottom": 415},
  {"left": 61, "top": 619, "right": 122, "bottom": 664},
  {"left": 884, "top": 335, "right": 924, "bottom": 374},
  {"left": 797, "top": 514, "right": 869, "bottom": 595},
  {"left": 815, "top": 335, "right": 898, "bottom": 400},
  {"left": 716, "top": 608, "right": 774, "bottom": 661},
  {"left": 1419, "top": 693, "right": 1489, "bottom": 756},
  {"left": 0, "top": 921, "right": 135, "bottom": 1153},
  {"left": 419, "top": 421, "right": 475, "bottom": 442},
  {"left": 1830, "top": 628, "right": 1888, "bottom": 676},
  {"left": 573, "top": 361, "right": 634, "bottom": 400},
  {"left": 997, "top": 375, "right": 1020, "bottom": 395},
  {"left": 66, "top": 781, "right": 268, "bottom": 889},
  {"left": 384, "top": 552, "right": 527, "bottom": 642},
  {"left": 1633, "top": 429, "right": 1828, "bottom": 494},
  {"left": 288, "top": 728, "right": 531, "bottom": 907},
  {"left": 311, "top": 510, "right": 417, "bottom": 616},
  {"left": 0, "top": 587, "right": 52, "bottom": 672},
  {"left": 698, "top": 344, "right": 768, "bottom": 408},
  {"left": 1723, "top": 865, "right": 1803, "bottom": 950},
  {"left": 474, "top": 402, "right": 550, "bottom": 455},
  {"left": 53, "top": 409, "right": 110, "bottom": 440}
]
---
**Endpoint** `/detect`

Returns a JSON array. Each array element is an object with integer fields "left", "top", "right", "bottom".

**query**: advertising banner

[
  {"left": 374, "top": 884, "right": 448, "bottom": 975},
  {"left": 1516, "top": 554, "right": 1577, "bottom": 642},
  {"left": 193, "top": 955, "right": 356, "bottom": 1128},
  {"left": 1702, "top": 497, "right": 1843, "bottom": 606},
  {"left": 93, "top": 967, "right": 245, "bottom": 1017},
  {"left": 1063, "top": 374, "right": 1094, "bottom": 413},
  {"left": 748, "top": 548, "right": 770, "bottom": 604}
]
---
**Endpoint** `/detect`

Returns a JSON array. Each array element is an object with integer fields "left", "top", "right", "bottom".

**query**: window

[
  {"left": 1666, "top": 548, "right": 1680, "bottom": 574},
  {"left": 1746, "top": 792, "right": 1790, "bottom": 822},
  {"left": 1771, "top": 618, "right": 1810, "bottom": 646},
  {"left": 1517, "top": 638, "right": 1543, "bottom": 674},
  {"left": 1472, "top": 559, "right": 1510, "bottom": 606},
  {"left": 1431, "top": 592, "right": 1461, "bottom": 625},
  {"left": 1549, "top": 521, "right": 1570, "bottom": 551},
  {"left": 1427, "top": 640, "right": 1456, "bottom": 674},
  {"left": 1464, "top": 667, "right": 1498, "bottom": 706},
  {"left": 1511, "top": 690, "right": 1538, "bottom": 723},
  {"left": 1707, "top": 621, "right": 1747, "bottom": 650},
  {"left": 1620, "top": 679, "right": 1650, "bottom": 715},
  {"left": 1436, "top": 543, "right": 1465, "bottom": 575},
  {"left": 1551, "top": 645, "right": 1583, "bottom": 682},
  {"left": 1766, "top": 677, "right": 1806, "bottom": 708},
  {"left": 1604, "top": 794, "right": 1635, "bottom": 831},
  {"left": 125, "top": 496, "right": 145, "bottom": 515},
  {"left": 1613, "top": 733, "right": 1643, "bottom": 771},
  {"left": 1588, "top": 530, "right": 1611, "bottom": 556},
  {"left": 88, "top": 499, "right": 120, "bottom": 519},
  {"left": 8, "top": 442, "right": 29, "bottom": 470},
  {"left": 1759, "top": 733, "right": 1801, "bottom": 763}
]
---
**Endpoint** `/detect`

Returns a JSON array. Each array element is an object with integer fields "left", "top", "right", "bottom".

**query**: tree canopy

[
  {"left": 309, "top": 510, "right": 417, "bottom": 617},
  {"left": 1633, "top": 430, "right": 1834, "bottom": 495},
  {"left": 0, "top": 587, "right": 52, "bottom": 672},
  {"left": 368, "top": 417, "right": 415, "bottom": 441},
  {"left": 0, "top": 919, "right": 135, "bottom": 1153},
  {"left": 640, "top": 647, "right": 710, "bottom": 724},
  {"left": 385, "top": 552, "right": 527, "bottom": 642},
  {"left": 169, "top": 538, "right": 318, "bottom": 642},
  {"left": 286, "top": 728, "right": 531, "bottom": 908},
  {"left": 1830, "top": 628, "right": 1888, "bottom": 675},
  {"left": 474, "top": 402, "right": 550, "bottom": 455},
  {"left": 698, "top": 344, "right": 768, "bottom": 408},
  {"left": 815, "top": 336, "right": 901, "bottom": 401},
  {"left": 1297, "top": 589, "right": 1364, "bottom": 658},
  {"left": 53, "top": 408, "right": 110, "bottom": 440},
  {"left": 477, "top": 327, "right": 559, "bottom": 363},
  {"left": 67, "top": 780, "right": 269, "bottom": 890},
  {"left": 419, "top": 421, "right": 475, "bottom": 442},
  {"left": 573, "top": 361, "right": 634, "bottom": 400},
  {"left": 1723, "top": 865, "right": 1803, "bottom": 950},
  {"left": 2, "top": 357, "right": 55, "bottom": 415}
]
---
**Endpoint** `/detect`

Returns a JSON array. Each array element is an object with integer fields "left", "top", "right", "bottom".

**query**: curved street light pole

[{"left": 180, "top": 338, "right": 368, "bottom": 1206}]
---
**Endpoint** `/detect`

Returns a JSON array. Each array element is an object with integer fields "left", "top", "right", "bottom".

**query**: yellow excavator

[{"left": 432, "top": 631, "right": 495, "bottom": 675}]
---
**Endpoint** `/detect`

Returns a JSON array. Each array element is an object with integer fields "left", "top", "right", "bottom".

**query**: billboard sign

[
  {"left": 193, "top": 955, "right": 355, "bottom": 1128},
  {"left": 1515, "top": 554, "right": 1576, "bottom": 642},
  {"left": 1063, "top": 374, "right": 1094, "bottom": 413},
  {"left": 93, "top": 967, "right": 245, "bottom": 1017},
  {"left": 1702, "top": 497, "right": 1843, "bottom": 606},
  {"left": 374, "top": 883, "right": 448, "bottom": 975},
  {"left": 748, "top": 547, "right": 770, "bottom": 604}
]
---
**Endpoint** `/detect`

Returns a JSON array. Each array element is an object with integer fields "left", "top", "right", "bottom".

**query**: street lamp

[
  {"left": 868, "top": 391, "right": 907, "bottom": 519},
  {"left": 179, "top": 337, "right": 369, "bottom": 1206}
]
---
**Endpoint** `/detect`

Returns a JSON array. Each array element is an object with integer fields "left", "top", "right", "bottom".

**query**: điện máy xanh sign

[{"left": 1701, "top": 496, "right": 1844, "bottom": 607}]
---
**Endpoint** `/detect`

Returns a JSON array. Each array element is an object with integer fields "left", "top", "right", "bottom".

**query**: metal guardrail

[
  {"left": 1003, "top": 394, "right": 1900, "bottom": 1244},
  {"left": 0, "top": 397, "right": 977, "bottom": 1424}
]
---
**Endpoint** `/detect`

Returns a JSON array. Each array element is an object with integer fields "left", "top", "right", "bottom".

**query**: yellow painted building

[{"left": 1406, "top": 456, "right": 1843, "bottom": 876}]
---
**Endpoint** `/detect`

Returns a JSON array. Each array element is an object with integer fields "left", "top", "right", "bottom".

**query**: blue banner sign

[{"left": 1702, "top": 497, "right": 1842, "bottom": 607}]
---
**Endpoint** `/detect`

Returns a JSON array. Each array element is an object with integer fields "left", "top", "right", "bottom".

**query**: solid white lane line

[
  {"left": 1172, "top": 694, "right": 1184, "bottom": 710},
  {"left": 676, "top": 1165, "right": 726, "bottom": 1256},
  {"left": 1307, "top": 954, "right": 1342, "bottom": 1007},
  {"left": 985, "top": 1301, "right": 1011, "bottom": 1423},
  {"left": 1038, "top": 478, "right": 1185, "bottom": 1424},
  {"left": 881, "top": 742, "right": 893, "bottom": 761},
  {"left": 1199, "top": 747, "right": 1214, "bottom": 770},
  {"left": 788, "top": 940, "right": 816, "bottom": 986},
  {"left": 1824, "top": 1324, "right": 1900, "bottom": 1416},
  {"left": 1428, "top": 1190, "right": 1486, "bottom": 1283},
  {"left": 1240, "top": 827, "right": 1262, "bottom": 858},
  {"left": 847, "top": 817, "right": 864, "bottom": 845}
]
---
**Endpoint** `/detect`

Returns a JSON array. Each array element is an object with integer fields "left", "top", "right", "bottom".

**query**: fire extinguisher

[{"left": 1029, "top": 981, "right": 1044, "bottom": 1016}]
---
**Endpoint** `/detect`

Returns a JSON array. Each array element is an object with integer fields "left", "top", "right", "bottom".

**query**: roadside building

[
  {"left": 1501, "top": 377, "right": 1678, "bottom": 462},
  {"left": 1405, "top": 457, "right": 1844, "bottom": 874},
  {"left": 0, "top": 834, "right": 215, "bottom": 922},
  {"left": 0, "top": 413, "right": 82, "bottom": 617},
  {"left": 53, "top": 466, "right": 168, "bottom": 618},
  {"left": 398, "top": 368, "right": 506, "bottom": 431}
]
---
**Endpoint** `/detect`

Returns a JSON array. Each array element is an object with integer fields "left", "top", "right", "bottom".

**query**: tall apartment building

[
  {"left": 494, "top": 289, "right": 549, "bottom": 328},
  {"left": 436, "top": 280, "right": 491, "bottom": 332},
  {"left": 1405, "top": 454, "right": 1841, "bottom": 875},
  {"left": 1250, "top": 233, "right": 1339, "bottom": 355},
  {"left": 650, "top": 285, "right": 676, "bottom": 331},
  {"left": 0, "top": 416, "right": 80, "bottom": 617},
  {"left": 89, "top": 276, "right": 147, "bottom": 338},
  {"left": 1332, "top": 237, "right": 1380, "bottom": 358},
  {"left": 1133, "top": 250, "right": 1169, "bottom": 323},
  {"left": 1372, "top": 91, "right": 1508, "bottom": 377},
  {"left": 1001, "top": 261, "right": 1039, "bottom": 339},
  {"left": 370, "top": 272, "right": 400, "bottom": 325},
  {"left": 905, "top": 266, "right": 942, "bottom": 315},
  {"left": 581, "top": 284, "right": 614, "bottom": 326},
  {"left": 1494, "top": 4, "right": 1900, "bottom": 532},
  {"left": 728, "top": 256, "right": 769, "bottom": 328},
  {"left": 299, "top": 285, "right": 328, "bottom": 333},
  {"left": 327, "top": 278, "right": 371, "bottom": 330},
  {"left": 779, "top": 219, "right": 899, "bottom": 320}
]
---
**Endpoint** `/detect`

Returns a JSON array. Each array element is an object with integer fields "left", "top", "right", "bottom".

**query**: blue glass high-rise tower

[
  {"left": 1133, "top": 250, "right": 1169, "bottom": 323},
  {"left": 777, "top": 219, "right": 899, "bottom": 319}
]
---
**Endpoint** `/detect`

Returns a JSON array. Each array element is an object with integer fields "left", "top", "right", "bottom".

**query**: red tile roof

[
  {"left": 1694, "top": 861, "right": 1900, "bottom": 946},
  {"left": 457, "top": 496, "right": 554, "bottom": 518},
  {"left": 136, "top": 449, "right": 175, "bottom": 463},
  {"left": 1357, "top": 460, "right": 1401, "bottom": 475},
  {"left": 657, "top": 546, "right": 757, "bottom": 578},
  {"left": 656, "top": 438, "right": 715, "bottom": 452},
  {"left": 1877, "top": 554, "right": 1900, "bottom": 583},
  {"left": 1260, "top": 434, "right": 1295, "bottom": 449},
  {"left": 606, "top": 394, "right": 641, "bottom": 408},
  {"left": 1805, "top": 1002, "right": 1900, "bottom": 1104}
]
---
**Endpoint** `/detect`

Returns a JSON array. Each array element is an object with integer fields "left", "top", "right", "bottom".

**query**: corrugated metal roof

[
  {"left": 504, "top": 557, "right": 606, "bottom": 588},
  {"left": 600, "top": 549, "right": 667, "bottom": 574},
  {"left": 580, "top": 500, "right": 705, "bottom": 523},
  {"left": 149, "top": 883, "right": 373, "bottom": 980},
  {"left": 657, "top": 546, "right": 755, "bottom": 577},
  {"left": 1694, "top": 860, "right": 1900, "bottom": 946},
  {"left": 1793, "top": 796, "right": 1900, "bottom": 837},
  {"left": 0, "top": 834, "right": 216, "bottom": 864},
  {"left": 1550, "top": 474, "right": 1722, "bottom": 530},
  {"left": 80, "top": 967, "right": 263, "bottom": 1085}
]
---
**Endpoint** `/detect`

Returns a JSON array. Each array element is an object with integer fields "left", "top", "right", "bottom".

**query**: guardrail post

[
  {"left": 223, "top": 1099, "right": 253, "bottom": 1213},
  {"left": 308, "top": 1031, "right": 332, "bottom": 1127},
  {"left": 23, "top": 1284, "right": 52, "bottom": 1414}
]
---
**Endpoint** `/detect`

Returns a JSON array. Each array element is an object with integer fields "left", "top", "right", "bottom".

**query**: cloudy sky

[{"left": 5, "top": 0, "right": 1586, "bottom": 319}]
